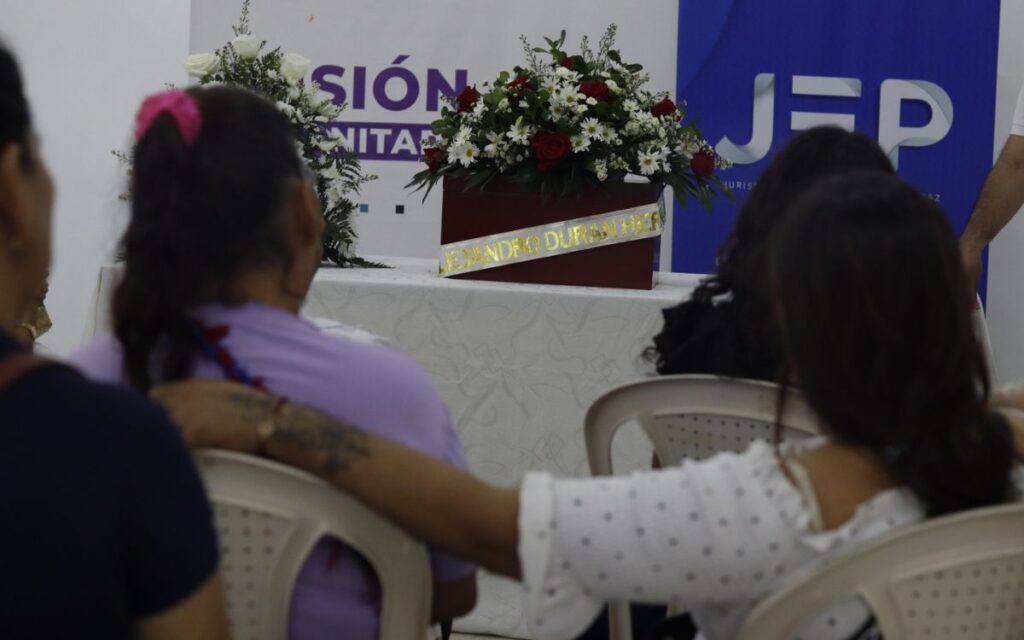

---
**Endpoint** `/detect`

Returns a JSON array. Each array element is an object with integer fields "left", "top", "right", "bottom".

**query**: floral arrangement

[
  {"left": 409, "top": 26, "right": 730, "bottom": 209},
  {"left": 180, "top": 1, "right": 376, "bottom": 266}
]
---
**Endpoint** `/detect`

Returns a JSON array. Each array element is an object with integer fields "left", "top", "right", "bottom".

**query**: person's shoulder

[
  {"left": 9, "top": 363, "right": 180, "bottom": 463},
  {"left": 32, "top": 362, "right": 163, "bottom": 425},
  {"left": 68, "top": 332, "right": 125, "bottom": 383},
  {"left": 308, "top": 317, "right": 433, "bottom": 381}
]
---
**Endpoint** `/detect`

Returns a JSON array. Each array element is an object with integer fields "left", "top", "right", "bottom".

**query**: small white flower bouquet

[{"left": 183, "top": 2, "right": 377, "bottom": 266}]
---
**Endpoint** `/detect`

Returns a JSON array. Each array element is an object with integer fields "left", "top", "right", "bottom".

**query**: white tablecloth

[{"left": 85, "top": 257, "right": 700, "bottom": 638}]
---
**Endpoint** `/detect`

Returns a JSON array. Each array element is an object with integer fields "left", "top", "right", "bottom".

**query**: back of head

[
  {"left": 730, "top": 127, "right": 894, "bottom": 256},
  {"left": 0, "top": 43, "right": 30, "bottom": 152},
  {"left": 770, "top": 171, "right": 1014, "bottom": 516},
  {"left": 114, "top": 85, "right": 303, "bottom": 390},
  {"left": 651, "top": 126, "right": 895, "bottom": 376},
  {"left": 0, "top": 42, "right": 52, "bottom": 327}
]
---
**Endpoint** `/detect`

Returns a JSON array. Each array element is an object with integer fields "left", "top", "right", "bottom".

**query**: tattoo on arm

[
  {"left": 271, "top": 405, "right": 371, "bottom": 476},
  {"left": 226, "top": 390, "right": 275, "bottom": 411}
]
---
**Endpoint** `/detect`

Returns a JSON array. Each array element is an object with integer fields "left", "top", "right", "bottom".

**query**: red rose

[
  {"left": 579, "top": 81, "right": 610, "bottom": 102},
  {"left": 531, "top": 131, "right": 571, "bottom": 171},
  {"left": 455, "top": 85, "right": 481, "bottom": 113},
  {"left": 506, "top": 76, "right": 531, "bottom": 91},
  {"left": 651, "top": 97, "right": 677, "bottom": 117},
  {"left": 560, "top": 56, "right": 575, "bottom": 69},
  {"left": 690, "top": 148, "right": 716, "bottom": 177},
  {"left": 423, "top": 147, "right": 446, "bottom": 173}
]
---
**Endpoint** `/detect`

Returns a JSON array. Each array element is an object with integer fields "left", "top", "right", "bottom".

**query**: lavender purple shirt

[{"left": 71, "top": 302, "right": 475, "bottom": 639}]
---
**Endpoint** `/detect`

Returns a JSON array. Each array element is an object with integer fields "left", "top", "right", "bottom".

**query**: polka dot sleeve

[
  {"left": 520, "top": 472, "right": 605, "bottom": 639},
  {"left": 518, "top": 442, "right": 812, "bottom": 639}
]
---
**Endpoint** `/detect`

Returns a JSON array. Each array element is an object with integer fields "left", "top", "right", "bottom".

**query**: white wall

[
  {"left": 983, "top": 0, "right": 1024, "bottom": 384},
  {"left": 2, "top": 0, "right": 190, "bottom": 356}
]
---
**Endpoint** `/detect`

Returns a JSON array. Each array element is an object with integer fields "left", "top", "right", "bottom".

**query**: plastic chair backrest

[
  {"left": 738, "top": 503, "right": 1024, "bottom": 640},
  {"left": 195, "top": 450, "right": 432, "bottom": 640},
  {"left": 583, "top": 375, "right": 821, "bottom": 640},
  {"left": 584, "top": 375, "right": 820, "bottom": 474}
]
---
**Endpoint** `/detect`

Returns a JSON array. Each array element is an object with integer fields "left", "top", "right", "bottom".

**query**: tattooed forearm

[
  {"left": 270, "top": 404, "right": 371, "bottom": 476},
  {"left": 226, "top": 389, "right": 275, "bottom": 411}
]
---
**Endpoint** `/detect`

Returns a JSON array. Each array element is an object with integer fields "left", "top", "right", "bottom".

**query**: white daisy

[
  {"left": 453, "top": 126, "right": 473, "bottom": 145},
  {"left": 570, "top": 135, "right": 591, "bottom": 153},
  {"left": 507, "top": 118, "right": 533, "bottom": 145},
  {"left": 637, "top": 149, "right": 659, "bottom": 176},
  {"left": 450, "top": 142, "right": 480, "bottom": 167},
  {"left": 581, "top": 117, "right": 602, "bottom": 140}
]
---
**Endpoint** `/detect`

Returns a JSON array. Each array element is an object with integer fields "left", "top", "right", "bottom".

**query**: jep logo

[
  {"left": 717, "top": 74, "right": 954, "bottom": 170},
  {"left": 672, "top": 0, "right": 998, "bottom": 275}
]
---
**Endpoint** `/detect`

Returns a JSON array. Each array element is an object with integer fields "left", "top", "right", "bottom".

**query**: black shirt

[{"left": 0, "top": 333, "right": 218, "bottom": 638}]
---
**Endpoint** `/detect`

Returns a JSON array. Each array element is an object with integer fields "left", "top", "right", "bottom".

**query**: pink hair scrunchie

[{"left": 134, "top": 89, "right": 202, "bottom": 146}]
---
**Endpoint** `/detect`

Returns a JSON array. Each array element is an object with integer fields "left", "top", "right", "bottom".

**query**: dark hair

[
  {"left": 648, "top": 127, "right": 895, "bottom": 377},
  {"left": 114, "top": 86, "right": 303, "bottom": 390},
  {"left": 0, "top": 43, "right": 32, "bottom": 164},
  {"left": 770, "top": 171, "right": 1015, "bottom": 517}
]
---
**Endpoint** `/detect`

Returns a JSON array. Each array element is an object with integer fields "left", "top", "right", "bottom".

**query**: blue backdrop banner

[{"left": 674, "top": 0, "right": 1001, "bottom": 295}]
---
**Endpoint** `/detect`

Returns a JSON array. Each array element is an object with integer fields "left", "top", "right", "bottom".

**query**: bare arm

[
  {"left": 961, "top": 135, "right": 1024, "bottom": 290},
  {"left": 135, "top": 571, "right": 230, "bottom": 640},
  {"left": 152, "top": 381, "right": 523, "bottom": 579},
  {"left": 990, "top": 387, "right": 1024, "bottom": 463}
]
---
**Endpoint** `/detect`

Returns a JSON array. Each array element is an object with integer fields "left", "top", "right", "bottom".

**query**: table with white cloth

[{"left": 85, "top": 257, "right": 700, "bottom": 638}]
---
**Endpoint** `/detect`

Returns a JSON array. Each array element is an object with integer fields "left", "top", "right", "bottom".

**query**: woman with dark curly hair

[{"left": 648, "top": 126, "right": 894, "bottom": 380}]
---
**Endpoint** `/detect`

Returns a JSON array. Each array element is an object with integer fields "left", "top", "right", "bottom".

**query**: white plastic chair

[
  {"left": 195, "top": 450, "right": 432, "bottom": 640},
  {"left": 738, "top": 503, "right": 1024, "bottom": 640},
  {"left": 583, "top": 375, "right": 821, "bottom": 640},
  {"left": 585, "top": 374, "right": 821, "bottom": 472}
]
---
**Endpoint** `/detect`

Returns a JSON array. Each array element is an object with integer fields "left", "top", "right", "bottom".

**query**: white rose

[
  {"left": 184, "top": 53, "right": 220, "bottom": 79},
  {"left": 280, "top": 53, "right": 312, "bottom": 85},
  {"left": 231, "top": 34, "right": 261, "bottom": 60}
]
